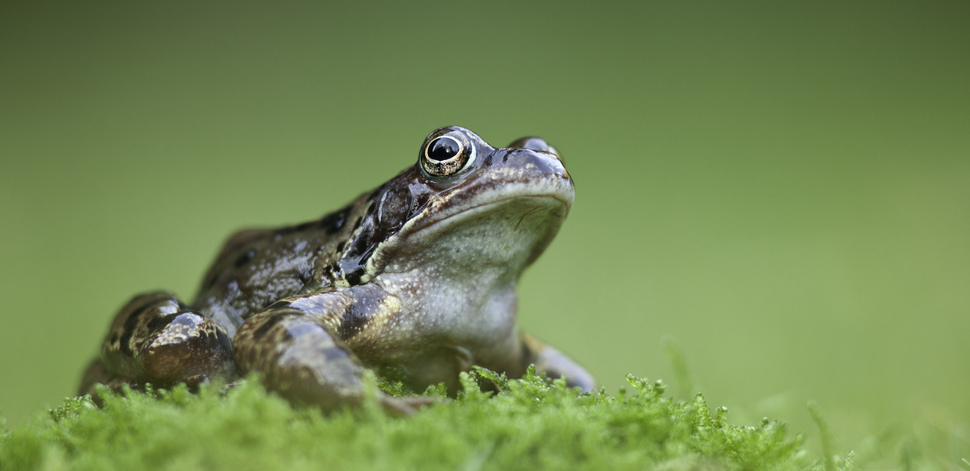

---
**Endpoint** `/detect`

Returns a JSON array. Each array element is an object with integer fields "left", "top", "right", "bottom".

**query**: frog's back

[{"left": 190, "top": 213, "right": 353, "bottom": 329}]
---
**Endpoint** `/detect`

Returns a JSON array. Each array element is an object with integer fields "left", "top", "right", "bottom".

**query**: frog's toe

[
  {"left": 521, "top": 333, "right": 596, "bottom": 393},
  {"left": 378, "top": 394, "right": 439, "bottom": 416}
]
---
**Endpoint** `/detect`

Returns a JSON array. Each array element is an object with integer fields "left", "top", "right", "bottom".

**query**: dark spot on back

[
  {"left": 202, "top": 272, "right": 219, "bottom": 290},
  {"left": 275, "top": 220, "right": 316, "bottom": 236},
  {"left": 234, "top": 250, "right": 256, "bottom": 269},
  {"left": 367, "top": 188, "right": 382, "bottom": 202},
  {"left": 319, "top": 206, "right": 351, "bottom": 235},
  {"left": 336, "top": 241, "right": 346, "bottom": 253}
]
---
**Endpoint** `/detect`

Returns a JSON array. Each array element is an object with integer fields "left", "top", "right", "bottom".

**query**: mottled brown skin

[{"left": 79, "top": 126, "right": 594, "bottom": 413}]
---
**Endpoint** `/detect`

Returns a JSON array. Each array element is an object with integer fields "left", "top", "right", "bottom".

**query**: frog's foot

[
  {"left": 520, "top": 333, "right": 596, "bottom": 392},
  {"left": 83, "top": 291, "right": 235, "bottom": 395}
]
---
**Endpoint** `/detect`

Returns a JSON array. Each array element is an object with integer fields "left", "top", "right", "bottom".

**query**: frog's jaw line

[
  {"left": 404, "top": 171, "right": 574, "bottom": 236},
  {"left": 404, "top": 193, "right": 570, "bottom": 237},
  {"left": 365, "top": 190, "right": 570, "bottom": 282}
]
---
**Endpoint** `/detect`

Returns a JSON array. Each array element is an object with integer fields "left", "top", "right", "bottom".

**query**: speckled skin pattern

[{"left": 79, "top": 126, "right": 594, "bottom": 413}]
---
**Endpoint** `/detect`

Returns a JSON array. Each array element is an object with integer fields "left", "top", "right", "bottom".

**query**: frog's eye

[{"left": 421, "top": 131, "right": 476, "bottom": 177}]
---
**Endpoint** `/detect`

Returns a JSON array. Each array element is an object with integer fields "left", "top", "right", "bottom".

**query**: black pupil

[{"left": 428, "top": 137, "right": 461, "bottom": 162}]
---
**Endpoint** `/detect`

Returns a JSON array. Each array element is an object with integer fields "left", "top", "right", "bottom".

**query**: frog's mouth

[
  {"left": 369, "top": 176, "right": 573, "bottom": 278},
  {"left": 410, "top": 165, "right": 573, "bottom": 229},
  {"left": 407, "top": 194, "right": 570, "bottom": 236},
  {"left": 404, "top": 175, "right": 572, "bottom": 238}
]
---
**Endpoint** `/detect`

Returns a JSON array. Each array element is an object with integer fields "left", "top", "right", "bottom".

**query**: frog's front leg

[
  {"left": 520, "top": 333, "right": 596, "bottom": 392},
  {"left": 232, "top": 288, "right": 421, "bottom": 414},
  {"left": 79, "top": 291, "right": 235, "bottom": 397}
]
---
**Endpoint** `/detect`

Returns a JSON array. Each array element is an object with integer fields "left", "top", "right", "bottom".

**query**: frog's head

[{"left": 338, "top": 126, "right": 574, "bottom": 286}]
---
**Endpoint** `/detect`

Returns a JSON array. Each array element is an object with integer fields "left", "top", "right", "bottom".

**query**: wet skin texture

[{"left": 79, "top": 126, "right": 595, "bottom": 413}]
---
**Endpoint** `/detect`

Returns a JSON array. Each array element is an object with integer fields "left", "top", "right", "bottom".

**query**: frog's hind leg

[
  {"left": 232, "top": 289, "right": 430, "bottom": 415},
  {"left": 78, "top": 291, "right": 235, "bottom": 398}
]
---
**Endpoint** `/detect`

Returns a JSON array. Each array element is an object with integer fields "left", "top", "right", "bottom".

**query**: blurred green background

[{"left": 1, "top": 0, "right": 967, "bottom": 461}]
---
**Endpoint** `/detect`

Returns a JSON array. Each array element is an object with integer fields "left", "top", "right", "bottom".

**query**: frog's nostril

[
  {"left": 508, "top": 137, "right": 551, "bottom": 153},
  {"left": 546, "top": 145, "right": 561, "bottom": 161}
]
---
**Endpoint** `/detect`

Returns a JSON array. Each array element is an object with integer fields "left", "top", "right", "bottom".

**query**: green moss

[{"left": 2, "top": 370, "right": 846, "bottom": 471}]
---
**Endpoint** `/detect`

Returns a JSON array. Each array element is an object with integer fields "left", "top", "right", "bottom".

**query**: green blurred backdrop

[{"left": 2, "top": 0, "right": 967, "bottom": 460}]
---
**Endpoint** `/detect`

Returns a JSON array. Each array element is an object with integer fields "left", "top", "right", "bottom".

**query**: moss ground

[{"left": 0, "top": 368, "right": 865, "bottom": 471}]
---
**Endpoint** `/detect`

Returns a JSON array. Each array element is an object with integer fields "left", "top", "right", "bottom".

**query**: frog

[{"left": 78, "top": 126, "right": 595, "bottom": 414}]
